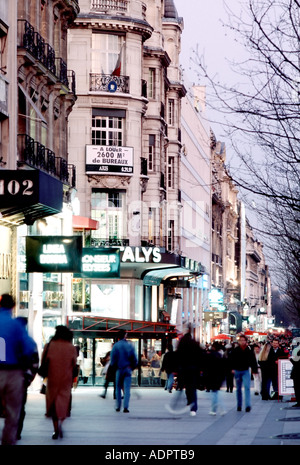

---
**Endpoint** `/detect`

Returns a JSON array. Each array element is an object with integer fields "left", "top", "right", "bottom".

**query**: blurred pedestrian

[
  {"left": 100, "top": 351, "right": 117, "bottom": 399},
  {"left": 253, "top": 343, "right": 262, "bottom": 396},
  {"left": 161, "top": 344, "right": 176, "bottom": 393},
  {"left": 224, "top": 343, "right": 234, "bottom": 393},
  {"left": 258, "top": 341, "right": 271, "bottom": 400},
  {"left": 166, "top": 324, "right": 204, "bottom": 416},
  {"left": 290, "top": 344, "right": 300, "bottom": 407},
  {"left": 110, "top": 329, "right": 137, "bottom": 413},
  {"left": 15, "top": 317, "right": 39, "bottom": 440},
  {"left": 205, "top": 342, "right": 226, "bottom": 416},
  {"left": 39, "top": 325, "right": 77, "bottom": 439},
  {"left": 230, "top": 334, "right": 258, "bottom": 412},
  {"left": 0, "top": 294, "right": 37, "bottom": 445}
]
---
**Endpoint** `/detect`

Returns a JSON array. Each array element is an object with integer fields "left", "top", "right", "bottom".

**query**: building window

[
  {"left": 168, "top": 99, "right": 175, "bottom": 126},
  {"left": 148, "top": 207, "right": 157, "bottom": 243},
  {"left": 92, "top": 115, "right": 123, "bottom": 146},
  {"left": 148, "top": 68, "right": 155, "bottom": 99},
  {"left": 167, "top": 156, "right": 175, "bottom": 188},
  {"left": 92, "top": 33, "right": 123, "bottom": 75},
  {"left": 91, "top": 189, "right": 126, "bottom": 240},
  {"left": 148, "top": 135, "right": 155, "bottom": 171},
  {"left": 167, "top": 220, "right": 174, "bottom": 252}
]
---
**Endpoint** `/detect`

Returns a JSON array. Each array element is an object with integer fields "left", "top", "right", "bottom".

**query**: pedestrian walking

[
  {"left": 15, "top": 317, "right": 39, "bottom": 440},
  {"left": 224, "top": 343, "right": 234, "bottom": 393},
  {"left": 253, "top": 343, "right": 262, "bottom": 396},
  {"left": 0, "top": 294, "right": 37, "bottom": 445},
  {"left": 110, "top": 329, "right": 137, "bottom": 413},
  {"left": 205, "top": 342, "right": 226, "bottom": 416},
  {"left": 230, "top": 334, "right": 258, "bottom": 412},
  {"left": 38, "top": 325, "right": 77, "bottom": 439},
  {"left": 100, "top": 351, "right": 117, "bottom": 399},
  {"left": 290, "top": 344, "right": 300, "bottom": 407},
  {"left": 161, "top": 344, "right": 176, "bottom": 393},
  {"left": 166, "top": 324, "right": 204, "bottom": 416},
  {"left": 258, "top": 341, "right": 271, "bottom": 400},
  {"left": 266, "top": 338, "right": 287, "bottom": 399}
]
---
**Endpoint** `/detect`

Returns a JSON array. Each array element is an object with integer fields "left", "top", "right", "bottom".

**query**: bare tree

[{"left": 193, "top": 0, "right": 300, "bottom": 317}]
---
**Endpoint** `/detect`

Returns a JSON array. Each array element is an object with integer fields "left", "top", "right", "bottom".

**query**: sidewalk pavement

[{"left": 2, "top": 385, "right": 300, "bottom": 448}]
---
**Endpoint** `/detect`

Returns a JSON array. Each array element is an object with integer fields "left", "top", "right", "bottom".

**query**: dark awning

[
  {"left": 0, "top": 169, "right": 63, "bottom": 227},
  {"left": 143, "top": 266, "right": 198, "bottom": 286}
]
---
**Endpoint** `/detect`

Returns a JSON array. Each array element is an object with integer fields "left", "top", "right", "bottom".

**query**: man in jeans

[
  {"left": 231, "top": 334, "right": 258, "bottom": 412},
  {"left": 0, "top": 294, "right": 37, "bottom": 445},
  {"left": 110, "top": 329, "right": 137, "bottom": 413}
]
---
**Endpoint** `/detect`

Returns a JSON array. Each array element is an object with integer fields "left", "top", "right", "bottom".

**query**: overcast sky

[
  {"left": 174, "top": 0, "right": 261, "bottom": 228},
  {"left": 175, "top": 0, "right": 246, "bottom": 134}
]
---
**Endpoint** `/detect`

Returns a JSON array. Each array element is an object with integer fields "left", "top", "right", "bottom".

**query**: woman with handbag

[{"left": 39, "top": 325, "right": 77, "bottom": 439}]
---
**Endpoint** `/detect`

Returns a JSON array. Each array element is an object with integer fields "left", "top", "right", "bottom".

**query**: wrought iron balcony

[
  {"left": 90, "top": 73, "right": 129, "bottom": 94},
  {"left": 18, "top": 134, "right": 76, "bottom": 188},
  {"left": 89, "top": 237, "right": 129, "bottom": 247},
  {"left": 17, "top": 20, "right": 76, "bottom": 95}
]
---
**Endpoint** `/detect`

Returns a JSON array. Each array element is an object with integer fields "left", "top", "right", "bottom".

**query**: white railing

[{"left": 90, "top": 0, "right": 129, "bottom": 12}]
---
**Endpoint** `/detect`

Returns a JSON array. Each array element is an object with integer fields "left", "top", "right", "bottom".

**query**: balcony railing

[
  {"left": 90, "top": 73, "right": 129, "bottom": 94},
  {"left": 18, "top": 134, "right": 76, "bottom": 188},
  {"left": 18, "top": 20, "right": 76, "bottom": 95},
  {"left": 90, "top": 0, "right": 129, "bottom": 13},
  {"left": 89, "top": 237, "right": 129, "bottom": 247}
]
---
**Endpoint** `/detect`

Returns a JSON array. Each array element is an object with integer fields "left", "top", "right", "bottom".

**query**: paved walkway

[{"left": 2, "top": 385, "right": 300, "bottom": 448}]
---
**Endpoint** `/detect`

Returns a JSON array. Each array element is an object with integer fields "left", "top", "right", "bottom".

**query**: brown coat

[{"left": 42, "top": 340, "right": 77, "bottom": 420}]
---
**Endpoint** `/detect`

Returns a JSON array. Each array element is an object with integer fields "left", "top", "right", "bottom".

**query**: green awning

[{"left": 143, "top": 266, "right": 197, "bottom": 286}]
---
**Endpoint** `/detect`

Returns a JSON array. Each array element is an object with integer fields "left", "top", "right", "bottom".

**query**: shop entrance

[
  {"left": 73, "top": 336, "right": 174, "bottom": 387},
  {"left": 68, "top": 315, "right": 177, "bottom": 387}
]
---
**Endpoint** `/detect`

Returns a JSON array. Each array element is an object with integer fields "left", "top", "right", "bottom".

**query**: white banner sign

[
  {"left": 278, "top": 359, "right": 295, "bottom": 396},
  {"left": 86, "top": 145, "right": 133, "bottom": 175}
]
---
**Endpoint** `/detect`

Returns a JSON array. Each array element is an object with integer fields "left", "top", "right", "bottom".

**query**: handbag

[
  {"left": 38, "top": 342, "right": 50, "bottom": 379},
  {"left": 40, "top": 382, "right": 47, "bottom": 395}
]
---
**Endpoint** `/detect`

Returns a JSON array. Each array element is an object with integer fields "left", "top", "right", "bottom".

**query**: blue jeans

[
  {"left": 115, "top": 367, "right": 132, "bottom": 410},
  {"left": 234, "top": 369, "right": 251, "bottom": 409},
  {"left": 166, "top": 373, "right": 174, "bottom": 391},
  {"left": 211, "top": 390, "right": 225, "bottom": 413}
]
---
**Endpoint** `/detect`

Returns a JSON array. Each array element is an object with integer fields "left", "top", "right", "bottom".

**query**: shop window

[
  {"left": 72, "top": 277, "right": 91, "bottom": 312},
  {"left": 90, "top": 282, "right": 129, "bottom": 318},
  {"left": 43, "top": 273, "right": 63, "bottom": 310}
]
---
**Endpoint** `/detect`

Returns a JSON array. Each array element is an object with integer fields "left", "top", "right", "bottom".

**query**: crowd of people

[
  {"left": 1, "top": 291, "right": 300, "bottom": 445},
  {"left": 162, "top": 328, "right": 300, "bottom": 416}
]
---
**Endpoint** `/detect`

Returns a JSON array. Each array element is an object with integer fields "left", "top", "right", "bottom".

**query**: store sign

[
  {"left": 120, "top": 246, "right": 162, "bottom": 263},
  {"left": 208, "top": 289, "right": 224, "bottom": 306},
  {"left": 86, "top": 145, "right": 133, "bottom": 175},
  {"left": 26, "top": 236, "right": 82, "bottom": 273},
  {"left": 80, "top": 248, "right": 120, "bottom": 278},
  {"left": 0, "top": 170, "right": 62, "bottom": 211}
]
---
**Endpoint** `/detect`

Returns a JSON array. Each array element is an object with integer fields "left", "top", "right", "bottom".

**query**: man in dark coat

[
  {"left": 266, "top": 338, "right": 287, "bottom": 399},
  {"left": 175, "top": 324, "right": 204, "bottom": 416},
  {"left": 230, "top": 334, "right": 258, "bottom": 412}
]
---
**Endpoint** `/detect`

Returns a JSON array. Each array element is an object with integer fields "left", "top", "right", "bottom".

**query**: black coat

[
  {"left": 205, "top": 350, "right": 226, "bottom": 391},
  {"left": 230, "top": 345, "right": 258, "bottom": 373},
  {"left": 161, "top": 351, "right": 177, "bottom": 374}
]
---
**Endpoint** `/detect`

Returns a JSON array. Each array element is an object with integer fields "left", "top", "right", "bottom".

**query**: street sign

[{"left": 278, "top": 359, "right": 294, "bottom": 396}]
